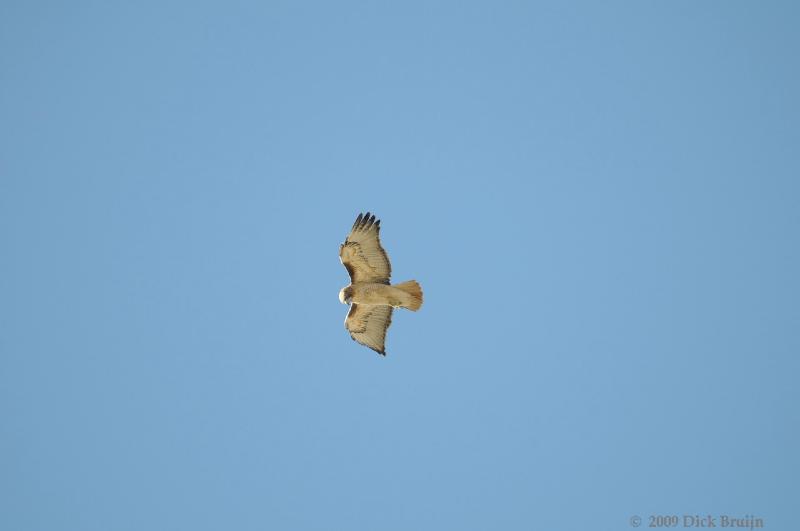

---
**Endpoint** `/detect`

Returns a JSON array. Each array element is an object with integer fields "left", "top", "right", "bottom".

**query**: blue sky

[{"left": 2, "top": 2, "right": 798, "bottom": 530}]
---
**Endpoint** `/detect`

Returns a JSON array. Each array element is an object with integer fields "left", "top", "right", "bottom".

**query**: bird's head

[{"left": 339, "top": 286, "right": 353, "bottom": 305}]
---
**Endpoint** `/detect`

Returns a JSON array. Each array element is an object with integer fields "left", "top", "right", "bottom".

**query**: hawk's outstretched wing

[
  {"left": 339, "top": 212, "right": 392, "bottom": 284},
  {"left": 345, "top": 303, "right": 393, "bottom": 356}
]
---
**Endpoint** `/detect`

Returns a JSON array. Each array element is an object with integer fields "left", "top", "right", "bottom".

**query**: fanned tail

[{"left": 394, "top": 280, "right": 423, "bottom": 311}]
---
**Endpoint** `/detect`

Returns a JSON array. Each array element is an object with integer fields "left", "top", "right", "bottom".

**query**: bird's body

[
  {"left": 338, "top": 213, "right": 423, "bottom": 355},
  {"left": 339, "top": 282, "right": 422, "bottom": 309}
]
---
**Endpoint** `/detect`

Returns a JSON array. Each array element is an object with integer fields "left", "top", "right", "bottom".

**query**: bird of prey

[{"left": 339, "top": 212, "right": 423, "bottom": 355}]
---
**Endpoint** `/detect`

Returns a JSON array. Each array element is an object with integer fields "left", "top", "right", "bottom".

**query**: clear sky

[{"left": 2, "top": 2, "right": 798, "bottom": 530}]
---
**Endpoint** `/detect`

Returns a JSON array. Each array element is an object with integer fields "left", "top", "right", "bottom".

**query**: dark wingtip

[
  {"left": 366, "top": 343, "right": 386, "bottom": 356},
  {"left": 352, "top": 212, "right": 364, "bottom": 230},
  {"left": 352, "top": 212, "right": 380, "bottom": 232}
]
